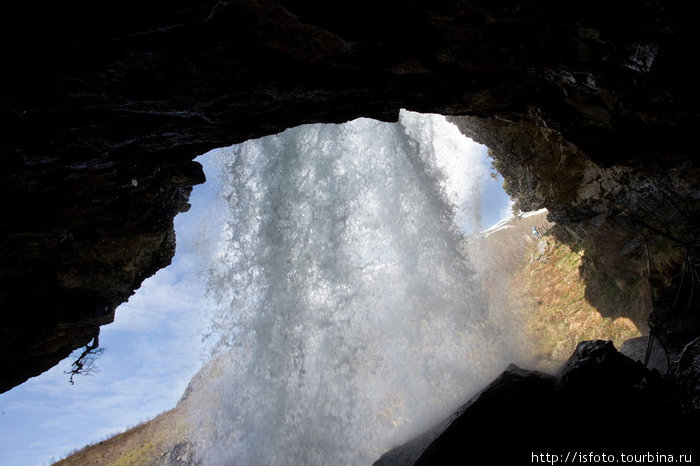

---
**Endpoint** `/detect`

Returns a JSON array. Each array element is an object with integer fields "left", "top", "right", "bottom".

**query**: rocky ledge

[
  {"left": 1, "top": 1, "right": 698, "bottom": 393},
  {"left": 374, "top": 340, "right": 698, "bottom": 465}
]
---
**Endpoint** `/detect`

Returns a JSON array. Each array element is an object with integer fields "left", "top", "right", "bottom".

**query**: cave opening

[
  {"left": 1, "top": 1, "right": 698, "bottom": 463},
  {"left": 0, "top": 111, "right": 525, "bottom": 464},
  {"left": 1, "top": 110, "right": 669, "bottom": 465}
]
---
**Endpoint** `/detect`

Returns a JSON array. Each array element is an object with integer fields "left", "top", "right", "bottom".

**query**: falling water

[{"left": 188, "top": 111, "right": 524, "bottom": 465}]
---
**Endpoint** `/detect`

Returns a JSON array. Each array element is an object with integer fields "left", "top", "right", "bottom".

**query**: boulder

[{"left": 374, "top": 340, "right": 696, "bottom": 465}]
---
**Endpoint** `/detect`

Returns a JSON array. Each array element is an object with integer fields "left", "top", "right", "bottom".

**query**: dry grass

[
  {"left": 55, "top": 406, "right": 190, "bottom": 466},
  {"left": 512, "top": 234, "right": 642, "bottom": 372}
]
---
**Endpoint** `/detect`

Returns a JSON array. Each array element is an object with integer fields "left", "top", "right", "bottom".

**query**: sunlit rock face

[{"left": 1, "top": 0, "right": 698, "bottom": 391}]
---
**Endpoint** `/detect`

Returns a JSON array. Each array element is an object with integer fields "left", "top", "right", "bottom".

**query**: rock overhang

[{"left": 1, "top": 0, "right": 698, "bottom": 393}]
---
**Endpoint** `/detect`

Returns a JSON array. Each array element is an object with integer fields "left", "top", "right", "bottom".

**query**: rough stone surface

[
  {"left": 1, "top": 1, "right": 699, "bottom": 391},
  {"left": 621, "top": 336, "right": 672, "bottom": 373},
  {"left": 672, "top": 337, "right": 700, "bottom": 413},
  {"left": 449, "top": 113, "right": 698, "bottom": 342},
  {"left": 374, "top": 340, "right": 696, "bottom": 465},
  {"left": 161, "top": 441, "right": 200, "bottom": 466}
]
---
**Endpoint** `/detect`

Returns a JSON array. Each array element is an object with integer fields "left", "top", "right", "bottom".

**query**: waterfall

[{"left": 188, "top": 110, "right": 522, "bottom": 465}]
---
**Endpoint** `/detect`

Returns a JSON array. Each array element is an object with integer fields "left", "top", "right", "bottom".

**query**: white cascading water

[{"left": 188, "top": 110, "right": 525, "bottom": 465}]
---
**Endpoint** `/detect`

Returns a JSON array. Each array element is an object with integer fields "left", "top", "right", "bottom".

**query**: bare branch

[{"left": 65, "top": 330, "right": 104, "bottom": 385}]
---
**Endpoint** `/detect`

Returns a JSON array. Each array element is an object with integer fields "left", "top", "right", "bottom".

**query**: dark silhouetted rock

[
  {"left": 374, "top": 340, "right": 697, "bottom": 465},
  {"left": 621, "top": 336, "right": 671, "bottom": 373}
]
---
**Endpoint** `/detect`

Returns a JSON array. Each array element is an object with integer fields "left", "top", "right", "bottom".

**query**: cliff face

[
  {"left": 1, "top": 1, "right": 698, "bottom": 391},
  {"left": 450, "top": 113, "right": 698, "bottom": 355}
]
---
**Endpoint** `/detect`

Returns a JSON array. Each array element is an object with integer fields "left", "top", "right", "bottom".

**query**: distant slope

[{"left": 54, "top": 406, "right": 193, "bottom": 466}]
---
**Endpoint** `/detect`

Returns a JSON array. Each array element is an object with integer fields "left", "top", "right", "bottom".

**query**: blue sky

[{"left": 0, "top": 117, "right": 511, "bottom": 466}]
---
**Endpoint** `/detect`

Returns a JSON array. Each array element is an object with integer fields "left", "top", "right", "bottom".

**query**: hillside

[
  {"left": 56, "top": 211, "right": 649, "bottom": 465},
  {"left": 465, "top": 210, "right": 644, "bottom": 372},
  {"left": 54, "top": 405, "right": 193, "bottom": 466}
]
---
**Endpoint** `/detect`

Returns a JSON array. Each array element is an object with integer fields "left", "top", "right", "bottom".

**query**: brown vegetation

[
  {"left": 511, "top": 229, "right": 642, "bottom": 371},
  {"left": 55, "top": 407, "right": 190, "bottom": 466}
]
